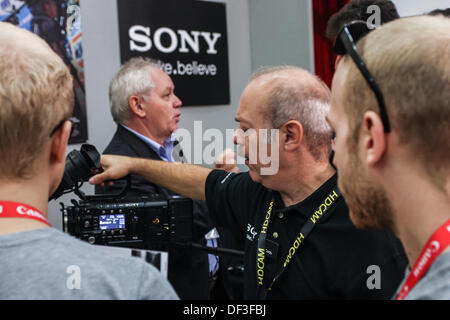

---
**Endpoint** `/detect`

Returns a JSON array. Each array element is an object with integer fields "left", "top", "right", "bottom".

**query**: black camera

[
  {"left": 50, "top": 144, "right": 101, "bottom": 201},
  {"left": 54, "top": 144, "right": 244, "bottom": 258},
  {"left": 61, "top": 194, "right": 193, "bottom": 251},
  {"left": 53, "top": 144, "right": 193, "bottom": 251}
]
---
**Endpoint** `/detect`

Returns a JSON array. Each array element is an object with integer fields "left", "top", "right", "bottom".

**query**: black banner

[{"left": 117, "top": 0, "right": 230, "bottom": 106}]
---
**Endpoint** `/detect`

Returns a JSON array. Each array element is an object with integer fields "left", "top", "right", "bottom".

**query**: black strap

[
  {"left": 255, "top": 199, "right": 274, "bottom": 288},
  {"left": 255, "top": 188, "right": 342, "bottom": 300}
]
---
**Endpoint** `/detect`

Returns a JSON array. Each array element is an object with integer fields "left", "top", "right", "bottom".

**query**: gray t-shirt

[
  {"left": 0, "top": 227, "right": 179, "bottom": 300},
  {"left": 397, "top": 251, "right": 450, "bottom": 300}
]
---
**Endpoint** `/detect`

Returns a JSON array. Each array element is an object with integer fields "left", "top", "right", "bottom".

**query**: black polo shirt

[{"left": 205, "top": 170, "right": 408, "bottom": 299}]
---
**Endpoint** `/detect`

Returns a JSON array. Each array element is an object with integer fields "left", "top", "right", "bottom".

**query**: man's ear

[
  {"left": 47, "top": 120, "right": 71, "bottom": 197},
  {"left": 281, "top": 120, "right": 303, "bottom": 151},
  {"left": 129, "top": 95, "right": 146, "bottom": 118},
  {"left": 50, "top": 120, "right": 72, "bottom": 165},
  {"left": 361, "top": 111, "right": 387, "bottom": 167}
]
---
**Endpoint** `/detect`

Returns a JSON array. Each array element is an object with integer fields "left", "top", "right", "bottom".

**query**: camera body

[
  {"left": 62, "top": 194, "right": 193, "bottom": 251},
  {"left": 54, "top": 144, "right": 194, "bottom": 251},
  {"left": 54, "top": 144, "right": 244, "bottom": 258}
]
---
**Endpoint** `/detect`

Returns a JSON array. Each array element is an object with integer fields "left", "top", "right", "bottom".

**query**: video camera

[
  {"left": 51, "top": 144, "right": 192, "bottom": 251},
  {"left": 61, "top": 193, "right": 193, "bottom": 251},
  {"left": 52, "top": 144, "right": 244, "bottom": 258}
]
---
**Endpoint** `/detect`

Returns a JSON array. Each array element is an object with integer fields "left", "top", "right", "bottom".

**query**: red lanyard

[
  {"left": 395, "top": 219, "right": 450, "bottom": 300},
  {"left": 0, "top": 201, "right": 51, "bottom": 227}
]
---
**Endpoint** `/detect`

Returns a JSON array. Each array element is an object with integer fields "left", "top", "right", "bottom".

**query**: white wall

[
  {"left": 48, "top": 0, "right": 252, "bottom": 228},
  {"left": 393, "top": 0, "right": 450, "bottom": 16},
  {"left": 248, "top": 0, "right": 315, "bottom": 73},
  {"left": 49, "top": 0, "right": 449, "bottom": 228}
]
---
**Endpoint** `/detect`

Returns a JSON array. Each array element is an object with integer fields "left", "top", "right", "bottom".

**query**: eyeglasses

[{"left": 334, "top": 20, "right": 391, "bottom": 133}]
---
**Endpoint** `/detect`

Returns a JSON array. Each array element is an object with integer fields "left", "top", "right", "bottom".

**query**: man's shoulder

[
  {"left": 103, "top": 126, "right": 136, "bottom": 156},
  {"left": 205, "top": 169, "right": 269, "bottom": 205},
  {"left": 14, "top": 228, "right": 155, "bottom": 274},
  {"left": 207, "top": 170, "right": 260, "bottom": 190},
  {"left": 103, "top": 125, "right": 160, "bottom": 160},
  {"left": 0, "top": 228, "right": 178, "bottom": 299},
  {"left": 407, "top": 251, "right": 450, "bottom": 300},
  {"left": 204, "top": 170, "right": 268, "bottom": 228}
]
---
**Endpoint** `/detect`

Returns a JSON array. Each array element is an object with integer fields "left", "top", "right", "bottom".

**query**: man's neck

[
  {"left": 386, "top": 168, "right": 450, "bottom": 267},
  {"left": 278, "top": 162, "right": 335, "bottom": 207},
  {"left": 0, "top": 179, "right": 50, "bottom": 235},
  {"left": 123, "top": 121, "right": 168, "bottom": 146}
]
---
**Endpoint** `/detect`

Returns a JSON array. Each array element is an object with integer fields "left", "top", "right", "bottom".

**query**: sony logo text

[{"left": 129, "top": 25, "right": 222, "bottom": 54}]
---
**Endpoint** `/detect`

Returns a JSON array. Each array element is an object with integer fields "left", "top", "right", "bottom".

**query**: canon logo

[
  {"left": 129, "top": 25, "right": 222, "bottom": 54},
  {"left": 16, "top": 205, "right": 44, "bottom": 219}
]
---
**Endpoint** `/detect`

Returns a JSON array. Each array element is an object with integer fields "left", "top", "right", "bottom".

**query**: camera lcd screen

[{"left": 99, "top": 214, "right": 126, "bottom": 230}]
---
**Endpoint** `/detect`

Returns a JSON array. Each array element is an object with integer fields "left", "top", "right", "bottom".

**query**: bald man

[{"left": 90, "top": 66, "right": 407, "bottom": 299}]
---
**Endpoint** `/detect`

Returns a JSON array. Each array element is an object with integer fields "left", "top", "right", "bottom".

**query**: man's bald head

[{"left": 249, "top": 66, "right": 332, "bottom": 161}]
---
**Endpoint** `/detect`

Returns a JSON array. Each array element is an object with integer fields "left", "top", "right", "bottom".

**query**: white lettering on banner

[
  {"left": 129, "top": 25, "right": 222, "bottom": 54},
  {"left": 175, "top": 61, "right": 217, "bottom": 76},
  {"left": 178, "top": 30, "right": 201, "bottom": 53},
  {"left": 0, "top": 205, "right": 2, "bottom": 214},
  {"left": 200, "top": 31, "right": 221, "bottom": 54},
  {"left": 129, "top": 25, "right": 152, "bottom": 52},
  {"left": 154, "top": 27, "right": 178, "bottom": 53}
]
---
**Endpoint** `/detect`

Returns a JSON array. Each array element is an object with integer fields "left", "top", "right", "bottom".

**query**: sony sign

[
  {"left": 129, "top": 26, "right": 222, "bottom": 55},
  {"left": 118, "top": 0, "right": 230, "bottom": 106}
]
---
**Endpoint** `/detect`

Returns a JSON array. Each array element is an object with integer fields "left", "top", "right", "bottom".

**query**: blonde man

[
  {"left": 327, "top": 16, "right": 450, "bottom": 299},
  {"left": 0, "top": 22, "right": 177, "bottom": 300}
]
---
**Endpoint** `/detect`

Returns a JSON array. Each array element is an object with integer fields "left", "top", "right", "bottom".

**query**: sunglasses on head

[{"left": 333, "top": 20, "right": 391, "bottom": 133}]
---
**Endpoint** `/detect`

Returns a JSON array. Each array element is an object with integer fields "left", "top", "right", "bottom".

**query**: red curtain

[{"left": 312, "top": 0, "right": 349, "bottom": 88}]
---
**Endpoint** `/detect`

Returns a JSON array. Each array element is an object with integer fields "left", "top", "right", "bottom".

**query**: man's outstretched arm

[{"left": 89, "top": 155, "right": 212, "bottom": 200}]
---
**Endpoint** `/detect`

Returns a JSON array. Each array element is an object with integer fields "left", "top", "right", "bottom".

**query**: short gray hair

[
  {"left": 109, "top": 57, "right": 161, "bottom": 124},
  {"left": 252, "top": 66, "right": 333, "bottom": 161}
]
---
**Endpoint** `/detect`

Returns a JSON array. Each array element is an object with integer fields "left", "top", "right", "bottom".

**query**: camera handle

[{"left": 74, "top": 175, "right": 132, "bottom": 202}]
